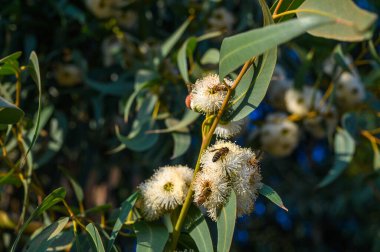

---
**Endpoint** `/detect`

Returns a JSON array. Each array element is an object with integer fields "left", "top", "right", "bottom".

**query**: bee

[
  {"left": 248, "top": 150, "right": 263, "bottom": 166},
  {"left": 210, "top": 84, "right": 229, "bottom": 94},
  {"left": 196, "top": 181, "right": 212, "bottom": 205},
  {"left": 210, "top": 147, "right": 229, "bottom": 162}
]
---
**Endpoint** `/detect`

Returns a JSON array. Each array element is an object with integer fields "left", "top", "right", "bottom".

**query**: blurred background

[{"left": 1, "top": 0, "right": 380, "bottom": 251}]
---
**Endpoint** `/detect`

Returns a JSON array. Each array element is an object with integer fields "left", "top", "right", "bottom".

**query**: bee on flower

[
  {"left": 189, "top": 74, "right": 233, "bottom": 114},
  {"left": 193, "top": 141, "right": 262, "bottom": 220}
]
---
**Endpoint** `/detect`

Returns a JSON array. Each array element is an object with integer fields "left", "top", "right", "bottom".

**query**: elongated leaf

[
  {"left": 217, "top": 191, "right": 236, "bottom": 252},
  {"left": 148, "top": 110, "right": 199, "bottom": 134},
  {"left": 107, "top": 192, "right": 138, "bottom": 252},
  {"left": 161, "top": 17, "right": 192, "bottom": 58},
  {"left": 61, "top": 168, "right": 84, "bottom": 203},
  {"left": 259, "top": 184, "right": 288, "bottom": 211},
  {"left": 372, "top": 142, "right": 380, "bottom": 171},
  {"left": 0, "top": 96, "right": 24, "bottom": 124},
  {"left": 124, "top": 82, "right": 152, "bottom": 122},
  {"left": 219, "top": 16, "right": 331, "bottom": 80},
  {"left": 35, "top": 112, "right": 67, "bottom": 169},
  {"left": 201, "top": 48, "right": 219, "bottom": 65},
  {"left": 229, "top": 0, "right": 277, "bottom": 121},
  {"left": 116, "top": 123, "right": 159, "bottom": 152},
  {"left": 297, "top": 0, "right": 377, "bottom": 42},
  {"left": 86, "top": 223, "right": 105, "bottom": 252},
  {"left": 25, "top": 217, "right": 69, "bottom": 252},
  {"left": 0, "top": 51, "right": 22, "bottom": 63},
  {"left": 47, "top": 230, "right": 74, "bottom": 251},
  {"left": 318, "top": 128, "right": 355, "bottom": 187},
  {"left": 177, "top": 37, "right": 197, "bottom": 83},
  {"left": 135, "top": 222, "right": 169, "bottom": 252},
  {"left": 19, "top": 51, "right": 42, "bottom": 169},
  {"left": 165, "top": 119, "right": 191, "bottom": 159},
  {"left": 184, "top": 205, "right": 213, "bottom": 252},
  {"left": 10, "top": 187, "right": 66, "bottom": 252}
]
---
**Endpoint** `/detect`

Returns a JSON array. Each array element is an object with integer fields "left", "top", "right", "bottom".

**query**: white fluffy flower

[
  {"left": 54, "top": 64, "right": 83, "bottom": 87},
  {"left": 196, "top": 141, "right": 262, "bottom": 219},
  {"left": 260, "top": 113, "right": 300, "bottom": 157},
  {"left": 323, "top": 55, "right": 356, "bottom": 77},
  {"left": 214, "top": 119, "right": 245, "bottom": 139},
  {"left": 193, "top": 166, "right": 231, "bottom": 221},
  {"left": 268, "top": 78, "right": 292, "bottom": 110},
  {"left": 284, "top": 86, "right": 323, "bottom": 116},
  {"left": 201, "top": 140, "right": 246, "bottom": 177},
  {"left": 335, "top": 72, "right": 365, "bottom": 109},
  {"left": 85, "top": 0, "right": 113, "bottom": 18},
  {"left": 139, "top": 165, "right": 193, "bottom": 221},
  {"left": 190, "top": 74, "right": 233, "bottom": 114},
  {"left": 207, "top": 8, "right": 235, "bottom": 34}
]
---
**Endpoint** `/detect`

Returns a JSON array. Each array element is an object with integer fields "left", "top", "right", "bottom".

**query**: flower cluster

[
  {"left": 260, "top": 113, "right": 300, "bottom": 157},
  {"left": 138, "top": 165, "right": 193, "bottom": 221},
  {"left": 193, "top": 140, "right": 262, "bottom": 220},
  {"left": 86, "top": 0, "right": 138, "bottom": 29},
  {"left": 190, "top": 74, "right": 233, "bottom": 114}
]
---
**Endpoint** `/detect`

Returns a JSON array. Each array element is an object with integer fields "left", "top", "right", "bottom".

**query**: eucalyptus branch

[{"left": 170, "top": 59, "right": 254, "bottom": 251}]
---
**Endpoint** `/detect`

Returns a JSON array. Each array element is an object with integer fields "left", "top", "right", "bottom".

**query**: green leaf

[
  {"left": 318, "top": 128, "right": 356, "bottom": 187},
  {"left": 297, "top": 0, "right": 377, "bottom": 41},
  {"left": 333, "top": 44, "right": 352, "bottom": 74},
  {"left": 135, "top": 221, "right": 169, "bottom": 252},
  {"left": 259, "top": 184, "right": 288, "bottom": 211},
  {"left": 86, "top": 223, "right": 106, "bottom": 252},
  {"left": 20, "top": 51, "right": 42, "bottom": 168},
  {"left": 147, "top": 110, "right": 199, "bottom": 134},
  {"left": 25, "top": 217, "right": 69, "bottom": 252},
  {"left": 61, "top": 168, "right": 84, "bottom": 203},
  {"left": 200, "top": 48, "right": 220, "bottom": 65},
  {"left": 115, "top": 122, "right": 159, "bottom": 152},
  {"left": 219, "top": 15, "right": 331, "bottom": 80},
  {"left": 177, "top": 37, "right": 197, "bottom": 83},
  {"left": 0, "top": 51, "right": 22, "bottom": 63},
  {"left": 124, "top": 81, "right": 152, "bottom": 122},
  {"left": 10, "top": 187, "right": 66, "bottom": 252},
  {"left": 164, "top": 119, "right": 191, "bottom": 159},
  {"left": 184, "top": 205, "right": 214, "bottom": 252},
  {"left": 107, "top": 192, "right": 138, "bottom": 252},
  {"left": 373, "top": 142, "right": 380, "bottom": 171},
  {"left": 368, "top": 40, "right": 380, "bottom": 65},
  {"left": 0, "top": 96, "right": 24, "bottom": 124},
  {"left": 228, "top": 0, "right": 277, "bottom": 121},
  {"left": 217, "top": 191, "right": 236, "bottom": 252},
  {"left": 34, "top": 112, "right": 67, "bottom": 168},
  {"left": 161, "top": 17, "right": 192, "bottom": 58}
]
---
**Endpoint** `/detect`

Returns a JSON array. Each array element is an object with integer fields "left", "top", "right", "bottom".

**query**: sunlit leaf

[
  {"left": 259, "top": 183, "right": 288, "bottom": 211},
  {"left": 177, "top": 37, "right": 197, "bottom": 84},
  {"left": 217, "top": 191, "right": 236, "bottom": 252},
  {"left": 318, "top": 128, "right": 355, "bottom": 187},
  {"left": 135, "top": 221, "right": 169, "bottom": 252},
  {"left": 297, "top": 0, "right": 377, "bottom": 41},
  {"left": 148, "top": 110, "right": 199, "bottom": 134},
  {"left": 200, "top": 48, "right": 220, "bottom": 65},
  {"left": 184, "top": 205, "right": 214, "bottom": 252},
  {"left": 161, "top": 17, "right": 192, "bottom": 58},
  {"left": 10, "top": 187, "right": 66, "bottom": 252},
  {"left": 219, "top": 16, "right": 331, "bottom": 80},
  {"left": 25, "top": 217, "right": 69, "bottom": 252},
  {"left": 86, "top": 223, "right": 106, "bottom": 252},
  {"left": 107, "top": 192, "right": 138, "bottom": 252},
  {"left": 228, "top": 0, "right": 277, "bottom": 121}
]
